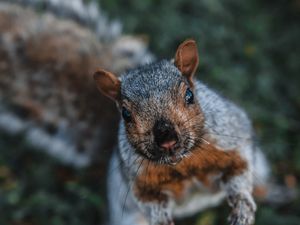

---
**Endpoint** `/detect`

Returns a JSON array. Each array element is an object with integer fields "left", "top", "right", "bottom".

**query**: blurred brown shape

[
  {"left": 284, "top": 174, "right": 297, "bottom": 189},
  {"left": 0, "top": 2, "right": 153, "bottom": 167}
]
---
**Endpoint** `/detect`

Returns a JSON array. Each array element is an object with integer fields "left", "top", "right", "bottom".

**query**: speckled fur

[
  {"left": 0, "top": 1, "right": 153, "bottom": 167},
  {"left": 104, "top": 51, "right": 269, "bottom": 224}
]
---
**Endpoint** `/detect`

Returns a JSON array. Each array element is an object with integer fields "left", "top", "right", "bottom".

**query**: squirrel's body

[
  {"left": 94, "top": 40, "right": 269, "bottom": 225},
  {"left": 107, "top": 76, "right": 268, "bottom": 225}
]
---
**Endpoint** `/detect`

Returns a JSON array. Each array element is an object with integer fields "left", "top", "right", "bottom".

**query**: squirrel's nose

[
  {"left": 153, "top": 118, "right": 178, "bottom": 150},
  {"left": 160, "top": 140, "right": 177, "bottom": 151}
]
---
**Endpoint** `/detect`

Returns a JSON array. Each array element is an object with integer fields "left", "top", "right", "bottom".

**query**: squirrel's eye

[
  {"left": 122, "top": 107, "right": 131, "bottom": 122},
  {"left": 185, "top": 88, "right": 194, "bottom": 104}
]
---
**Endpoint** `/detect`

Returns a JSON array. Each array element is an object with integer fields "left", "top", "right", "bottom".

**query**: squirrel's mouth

[
  {"left": 150, "top": 148, "right": 188, "bottom": 166},
  {"left": 135, "top": 140, "right": 191, "bottom": 165},
  {"left": 166, "top": 154, "right": 183, "bottom": 166}
]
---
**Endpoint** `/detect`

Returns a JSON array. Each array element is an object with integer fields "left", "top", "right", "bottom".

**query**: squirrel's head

[{"left": 94, "top": 40, "right": 205, "bottom": 165}]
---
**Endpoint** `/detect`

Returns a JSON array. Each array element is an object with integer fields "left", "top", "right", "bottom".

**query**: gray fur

[
  {"left": 121, "top": 60, "right": 182, "bottom": 100},
  {"left": 108, "top": 60, "right": 269, "bottom": 225}
]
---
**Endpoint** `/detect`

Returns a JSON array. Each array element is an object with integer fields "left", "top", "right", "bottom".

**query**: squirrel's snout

[
  {"left": 153, "top": 119, "right": 178, "bottom": 151},
  {"left": 160, "top": 140, "right": 177, "bottom": 151}
]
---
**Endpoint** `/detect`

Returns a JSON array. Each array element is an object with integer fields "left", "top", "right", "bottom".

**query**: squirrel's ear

[
  {"left": 93, "top": 69, "right": 121, "bottom": 101},
  {"left": 175, "top": 39, "right": 199, "bottom": 86}
]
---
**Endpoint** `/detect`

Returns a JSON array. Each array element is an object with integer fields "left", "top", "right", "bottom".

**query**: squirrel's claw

[
  {"left": 153, "top": 218, "right": 174, "bottom": 225},
  {"left": 156, "top": 220, "right": 174, "bottom": 225}
]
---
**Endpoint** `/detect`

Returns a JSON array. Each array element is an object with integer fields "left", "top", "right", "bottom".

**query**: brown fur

[
  {"left": 134, "top": 142, "right": 247, "bottom": 203},
  {"left": 94, "top": 69, "right": 121, "bottom": 101}
]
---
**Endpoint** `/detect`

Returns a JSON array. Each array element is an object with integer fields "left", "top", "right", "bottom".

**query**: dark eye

[
  {"left": 122, "top": 107, "right": 131, "bottom": 122},
  {"left": 185, "top": 88, "right": 194, "bottom": 104}
]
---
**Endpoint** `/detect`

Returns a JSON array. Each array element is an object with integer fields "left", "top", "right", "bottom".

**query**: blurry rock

[{"left": 0, "top": 1, "right": 154, "bottom": 167}]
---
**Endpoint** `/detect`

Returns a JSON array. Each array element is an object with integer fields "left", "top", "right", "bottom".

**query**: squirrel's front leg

[
  {"left": 225, "top": 149, "right": 256, "bottom": 225},
  {"left": 134, "top": 189, "right": 174, "bottom": 225},
  {"left": 148, "top": 201, "right": 174, "bottom": 225},
  {"left": 227, "top": 190, "right": 256, "bottom": 225}
]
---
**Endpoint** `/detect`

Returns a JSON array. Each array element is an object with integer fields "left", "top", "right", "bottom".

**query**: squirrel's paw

[
  {"left": 151, "top": 211, "right": 174, "bottom": 225},
  {"left": 227, "top": 194, "right": 256, "bottom": 225},
  {"left": 150, "top": 203, "right": 174, "bottom": 225},
  {"left": 156, "top": 219, "right": 174, "bottom": 225}
]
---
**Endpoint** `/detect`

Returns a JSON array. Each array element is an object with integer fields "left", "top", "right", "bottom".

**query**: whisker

[
  {"left": 180, "top": 111, "right": 203, "bottom": 126},
  {"left": 122, "top": 158, "right": 145, "bottom": 218},
  {"left": 107, "top": 152, "right": 140, "bottom": 181}
]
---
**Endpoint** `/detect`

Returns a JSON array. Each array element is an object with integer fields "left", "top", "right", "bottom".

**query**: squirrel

[{"left": 93, "top": 39, "right": 270, "bottom": 225}]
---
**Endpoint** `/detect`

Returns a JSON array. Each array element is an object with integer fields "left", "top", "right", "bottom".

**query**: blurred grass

[{"left": 1, "top": 0, "right": 300, "bottom": 224}]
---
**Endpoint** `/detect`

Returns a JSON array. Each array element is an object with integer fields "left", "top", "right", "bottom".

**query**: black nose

[{"left": 153, "top": 119, "right": 178, "bottom": 151}]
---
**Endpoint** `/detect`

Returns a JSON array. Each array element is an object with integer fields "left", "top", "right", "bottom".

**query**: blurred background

[{"left": 0, "top": 0, "right": 299, "bottom": 224}]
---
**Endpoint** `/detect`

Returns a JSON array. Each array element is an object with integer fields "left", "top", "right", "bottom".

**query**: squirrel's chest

[{"left": 133, "top": 144, "right": 247, "bottom": 203}]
